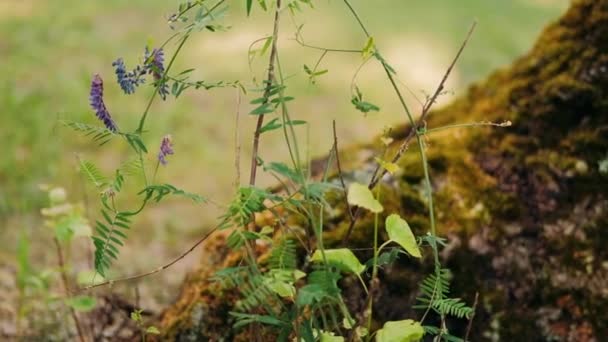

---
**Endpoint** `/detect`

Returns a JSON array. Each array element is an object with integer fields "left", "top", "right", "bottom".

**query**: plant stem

[
  {"left": 365, "top": 184, "right": 382, "bottom": 336},
  {"left": 136, "top": 34, "right": 190, "bottom": 134},
  {"left": 54, "top": 238, "right": 86, "bottom": 342},
  {"left": 136, "top": 0, "right": 227, "bottom": 134},
  {"left": 249, "top": 0, "right": 282, "bottom": 186}
]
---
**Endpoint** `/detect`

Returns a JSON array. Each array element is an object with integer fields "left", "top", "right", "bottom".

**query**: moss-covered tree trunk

[{"left": 159, "top": 0, "right": 608, "bottom": 340}]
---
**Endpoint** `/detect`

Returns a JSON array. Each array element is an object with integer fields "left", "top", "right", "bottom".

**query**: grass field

[{"left": 1, "top": 0, "right": 566, "bottom": 311}]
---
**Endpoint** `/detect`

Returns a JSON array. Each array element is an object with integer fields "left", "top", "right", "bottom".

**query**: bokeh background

[{"left": 1, "top": 0, "right": 567, "bottom": 320}]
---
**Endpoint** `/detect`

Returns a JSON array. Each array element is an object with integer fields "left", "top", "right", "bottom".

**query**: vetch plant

[{"left": 61, "top": 0, "right": 513, "bottom": 340}]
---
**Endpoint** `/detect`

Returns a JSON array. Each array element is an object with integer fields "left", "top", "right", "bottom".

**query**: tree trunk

[{"left": 159, "top": 0, "right": 608, "bottom": 340}]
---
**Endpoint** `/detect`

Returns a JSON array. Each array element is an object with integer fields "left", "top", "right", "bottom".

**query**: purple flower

[
  {"left": 158, "top": 135, "right": 174, "bottom": 165},
  {"left": 112, "top": 58, "right": 146, "bottom": 94},
  {"left": 145, "top": 47, "right": 165, "bottom": 79},
  {"left": 145, "top": 47, "right": 170, "bottom": 100},
  {"left": 89, "top": 74, "right": 118, "bottom": 132}
]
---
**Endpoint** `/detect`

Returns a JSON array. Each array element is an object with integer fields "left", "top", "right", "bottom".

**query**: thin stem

[
  {"left": 151, "top": 159, "right": 160, "bottom": 185},
  {"left": 77, "top": 226, "right": 218, "bottom": 292},
  {"left": 342, "top": 0, "right": 370, "bottom": 37},
  {"left": 464, "top": 292, "right": 480, "bottom": 341},
  {"left": 54, "top": 238, "right": 86, "bottom": 342},
  {"left": 275, "top": 54, "right": 300, "bottom": 173},
  {"left": 140, "top": 153, "right": 149, "bottom": 186},
  {"left": 294, "top": 39, "right": 361, "bottom": 54},
  {"left": 249, "top": 0, "right": 282, "bottom": 186},
  {"left": 136, "top": 0, "right": 227, "bottom": 134},
  {"left": 136, "top": 33, "right": 190, "bottom": 133},
  {"left": 424, "top": 120, "right": 512, "bottom": 135},
  {"left": 365, "top": 185, "right": 381, "bottom": 334},
  {"left": 418, "top": 141, "right": 436, "bottom": 237},
  {"left": 341, "top": 18, "right": 477, "bottom": 245},
  {"left": 311, "top": 50, "right": 328, "bottom": 77},
  {"left": 276, "top": 52, "right": 305, "bottom": 180},
  {"left": 332, "top": 120, "right": 354, "bottom": 223},
  {"left": 234, "top": 89, "right": 242, "bottom": 191}
]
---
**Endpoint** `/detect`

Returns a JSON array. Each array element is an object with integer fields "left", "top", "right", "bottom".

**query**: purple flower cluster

[
  {"left": 112, "top": 58, "right": 146, "bottom": 94},
  {"left": 112, "top": 47, "right": 169, "bottom": 100},
  {"left": 145, "top": 47, "right": 165, "bottom": 79},
  {"left": 145, "top": 47, "right": 170, "bottom": 100},
  {"left": 158, "top": 135, "right": 174, "bottom": 165},
  {"left": 89, "top": 74, "right": 118, "bottom": 132}
]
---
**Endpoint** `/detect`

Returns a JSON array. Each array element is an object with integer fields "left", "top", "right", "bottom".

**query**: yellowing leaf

[
  {"left": 362, "top": 36, "right": 375, "bottom": 59},
  {"left": 265, "top": 278, "right": 296, "bottom": 298},
  {"left": 380, "top": 136, "right": 394, "bottom": 146},
  {"left": 311, "top": 249, "right": 365, "bottom": 275},
  {"left": 375, "top": 157, "right": 400, "bottom": 175},
  {"left": 320, "top": 331, "right": 344, "bottom": 342},
  {"left": 385, "top": 214, "right": 421, "bottom": 258},
  {"left": 146, "top": 326, "right": 161, "bottom": 335},
  {"left": 375, "top": 320, "right": 424, "bottom": 342},
  {"left": 347, "top": 183, "right": 383, "bottom": 213}
]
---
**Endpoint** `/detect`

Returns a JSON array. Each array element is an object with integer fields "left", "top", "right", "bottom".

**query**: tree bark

[{"left": 159, "top": 0, "right": 608, "bottom": 340}]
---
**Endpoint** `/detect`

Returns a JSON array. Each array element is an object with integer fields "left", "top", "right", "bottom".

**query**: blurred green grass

[{"left": 1, "top": 0, "right": 566, "bottom": 307}]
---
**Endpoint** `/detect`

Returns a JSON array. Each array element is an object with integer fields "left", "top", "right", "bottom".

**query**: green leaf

[
  {"left": 352, "top": 99, "right": 380, "bottom": 113},
  {"left": 62, "top": 120, "right": 115, "bottom": 145},
  {"left": 230, "top": 312, "right": 286, "bottom": 329},
  {"left": 365, "top": 248, "right": 401, "bottom": 270},
  {"left": 311, "top": 248, "right": 365, "bottom": 275},
  {"left": 55, "top": 219, "right": 74, "bottom": 242},
  {"left": 320, "top": 331, "right": 345, "bottom": 342},
  {"left": 246, "top": 0, "right": 253, "bottom": 15},
  {"left": 265, "top": 278, "right": 296, "bottom": 298},
  {"left": 79, "top": 159, "right": 107, "bottom": 188},
  {"left": 146, "top": 326, "right": 161, "bottom": 335},
  {"left": 131, "top": 309, "right": 143, "bottom": 322},
  {"left": 296, "top": 284, "right": 326, "bottom": 306},
  {"left": 375, "top": 320, "right": 425, "bottom": 342},
  {"left": 65, "top": 296, "right": 97, "bottom": 312},
  {"left": 264, "top": 162, "right": 303, "bottom": 184},
  {"left": 362, "top": 36, "right": 375, "bottom": 59},
  {"left": 385, "top": 214, "right": 421, "bottom": 258},
  {"left": 260, "top": 118, "right": 306, "bottom": 134},
  {"left": 260, "top": 36, "right": 273, "bottom": 56},
  {"left": 375, "top": 157, "right": 400, "bottom": 175},
  {"left": 347, "top": 183, "right": 383, "bottom": 213},
  {"left": 250, "top": 103, "right": 275, "bottom": 115},
  {"left": 257, "top": 0, "right": 267, "bottom": 11}
]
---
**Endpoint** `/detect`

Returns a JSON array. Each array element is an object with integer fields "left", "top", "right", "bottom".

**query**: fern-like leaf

[
  {"left": 268, "top": 238, "right": 297, "bottom": 270},
  {"left": 119, "top": 157, "right": 145, "bottom": 177},
  {"left": 62, "top": 120, "right": 115, "bottom": 145},
  {"left": 433, "top": 298, "right": 473, "bottom": 319},
  {"left": 415, "top": 268, "right": 473, "bottom": 320},
  {"left": 92, "top": 209, "right": 132, "bottom": 277},
  {"left": 220, "top": 186, "right": 282, "bottom": 227},
  {"left": 79, "top": 159, "right": 108, "bottom": 188},
  {"left": 139, "top": 184, "right": 206, "bottom": 203}
]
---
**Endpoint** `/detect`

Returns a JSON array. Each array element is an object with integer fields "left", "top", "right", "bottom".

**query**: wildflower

[
  {"left": 158, "top": 135, "right": 174, "bottom": 165},
  {"left": 145, "top": 48, "right": 165, "bottom": 78},
  {"left": 145, "top": 47, "right": 170, "bottom": 100},
  {"left": 89, "top": 74, "right": 118, "bottom": 132},
  {"left": 112, "top": 58, "right": 146, "bottom": 94},
  {"left": 112, "top": 58, "right": 135, "bottom": 94}
]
